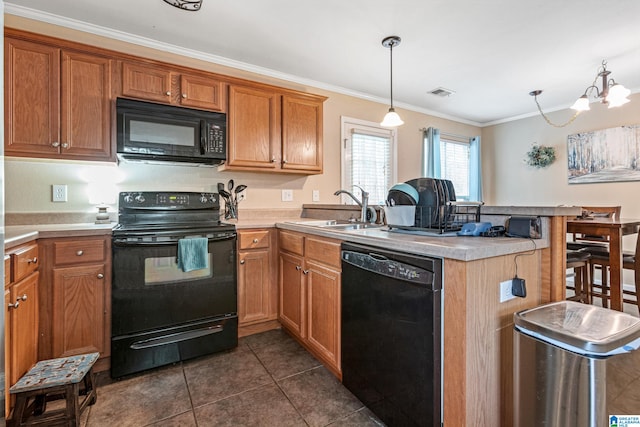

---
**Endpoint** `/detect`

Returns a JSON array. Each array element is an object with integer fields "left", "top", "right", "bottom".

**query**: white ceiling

[{"left": 6, "top": 0, "right": 640, "bottom": 126}]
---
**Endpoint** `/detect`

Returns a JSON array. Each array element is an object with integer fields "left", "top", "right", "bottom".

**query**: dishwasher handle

[{"left": 341, "top": 250, "right": 435, "bottom": 285}]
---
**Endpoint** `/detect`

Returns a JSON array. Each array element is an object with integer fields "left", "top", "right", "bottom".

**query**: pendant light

[
  {"left": 163, "top": 0, "right": 203, "bottom": 11},
  {"left": 380, "top": 36, "right": 404, "bottom": 127}
]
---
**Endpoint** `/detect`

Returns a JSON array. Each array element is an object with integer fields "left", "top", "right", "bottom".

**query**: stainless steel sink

[
  {"left": 286, "top": 220, "right": 382, "bottom": 230},
  {"left": 322, "top": 223, "right": 382, "bottom": 230}
]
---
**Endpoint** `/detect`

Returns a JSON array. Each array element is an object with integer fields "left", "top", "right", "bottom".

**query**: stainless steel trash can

[{"left": 514, "top": 301, "right": 640, "bottom": 427}]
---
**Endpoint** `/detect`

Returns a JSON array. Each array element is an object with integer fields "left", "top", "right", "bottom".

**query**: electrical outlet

[
  {"left": 281, "top": 189, "right": 293, "bottom": 202},
  {"left": 52, "top": 184, "right": 68, "bottom": 202},
  {"left": 312, "top": 190, "right": 320, "bottom": 202},
  {"left": 499, "top": 279, "right": 516, "bottom": 303}
]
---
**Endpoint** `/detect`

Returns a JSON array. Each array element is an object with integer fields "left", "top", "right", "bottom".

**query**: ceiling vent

[{"left": 428, "top": 87, "right": 455, "bottom": 97}]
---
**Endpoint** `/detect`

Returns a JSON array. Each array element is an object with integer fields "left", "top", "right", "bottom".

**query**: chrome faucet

[{"left": 334, "top": 185, "right": 369, "bottom": 223}]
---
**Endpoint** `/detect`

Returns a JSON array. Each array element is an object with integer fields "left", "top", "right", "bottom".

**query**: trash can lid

[{"left": 514, "top": 301, "right": 640, "bottom": 355}]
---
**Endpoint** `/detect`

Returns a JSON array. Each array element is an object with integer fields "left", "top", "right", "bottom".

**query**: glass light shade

[
  {"left": 607, "top": 96, "right": 630, "bottom": 108},
  {"left": 380, "top": 108, "right": 404, "bottom": 127},
  {"left": 570, "top": 95, "right": 590, "bottom": 111},
  {"left": 606, "top": 83, "right": 631, "bottom": 107}
]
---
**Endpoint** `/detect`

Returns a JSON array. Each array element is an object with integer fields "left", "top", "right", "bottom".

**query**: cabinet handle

[
  {"left": 76, "top": 250, "right": 84, "bottom": 256},
  {"left": 295, "top": 265, "right": 302, "bottom": 271},
  {"left": 52, "top": 141, "right": 60, "bottom": 148},
  {"left": 302, "top": 269, "right": 309, "bottom": 275},
  {"left": 165, "top": 91, "right": 171, "bottom": 96},
  {"left": 8, "top": 301, "right": 19, "bottom": 309},
  {"left": 181, "top": 93, "right": 187, "bottom": 98},
  {"left": 239, "top": 260, "right": 245, "bottom": 265},
  {"left": 252, "top": 238, "right": 259, "bottom": 243},
  {"left": 27, "top": 257, "right": 38, "bottom": 264},
  {"left": 61, "top": 142, "right": 69, "bottom": 149},
  {"left": 18, "top": 294, "right": 27, "bottom": 302},
  {"left": 97, "top": 273, "right": 104, "bottom": 279},
  {"left": 271, "top": 157, "right": 276, "bottom": 163},
  {"left": 282, "top": 159, "right": 288, "bottom": 164}
]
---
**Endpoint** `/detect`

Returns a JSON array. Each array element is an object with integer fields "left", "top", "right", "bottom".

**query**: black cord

[{"left": 514, "top": 238, "right": 537, "bottom": 277}]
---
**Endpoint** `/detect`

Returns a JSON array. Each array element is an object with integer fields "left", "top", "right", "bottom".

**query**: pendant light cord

[{"left": 389, "top": 42, "right": 394, "bottom": 109}]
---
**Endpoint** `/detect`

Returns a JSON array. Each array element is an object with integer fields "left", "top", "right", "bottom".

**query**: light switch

[{"left": 282, "top": 189, "right": 293, "bottom": 202}]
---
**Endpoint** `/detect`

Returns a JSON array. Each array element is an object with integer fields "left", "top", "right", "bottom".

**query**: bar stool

[
  {"left": 566, "top": 249, "right": 591, "bottom": 304},
  {"left": 8, "top": 352, "right": 99, "bottom": 427}
]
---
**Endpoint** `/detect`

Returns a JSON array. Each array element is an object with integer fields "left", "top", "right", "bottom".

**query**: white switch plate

[
  {"left": 52, "top": 184, "right": 68, "bottom": 202},
  {"left": 312, "top": 190, "right": 320, "bottom": 202},
  {"left": 499, "top": 279, "right": 516, "bottom": 303},
  {"left": 282, "top": 189, "right": 293, "bottom": 202}
]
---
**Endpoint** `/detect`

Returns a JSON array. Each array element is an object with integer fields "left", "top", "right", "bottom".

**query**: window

[
  {"left": 439, "top": 137, "right": 470, "bottom": 199},
  {"left": 423, "top": 128, "right": 482, "bottom": 201},
  {"left": 341, "top": 117, "right": 397, "bottom": 205}
]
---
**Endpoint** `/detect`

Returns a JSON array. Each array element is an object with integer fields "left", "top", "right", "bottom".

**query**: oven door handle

[
  {"left": 113, "top": 233, "right": 236, "bottom": 247},
  {"left": 130, "top": 325, "right": 224, "bottom": 350}
]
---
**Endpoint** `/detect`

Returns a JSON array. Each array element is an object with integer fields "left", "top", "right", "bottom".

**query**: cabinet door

[
  {"left": 52, "top": 264, "right": 107, "bottom": 357},
  {"left": 10, "top": 272, "right": 39, "bottom": 385},
  {"left": 238, "top": 249, "right": 271, "bottom": 325},
  {"left": 227, "top": 85, "right": 281, "bottom": 169},
  {"left": 61, "top": 50, "right": 113, "bottom": 160},
  {"left": 4, "top": 38, "right": 60, "bottom": 156},
  {"left": 180, "top": 74, "right": 225, "bottom": 111},
  {"left": 305, "top": 260, "right": 341, "bottom": 372},
  {"left": 278, "top": 252, "right": 305, "bottom": 338},
  {"left": 121, "top": 61, "right": 172, "bottom": 103},
  {"left": 281, "top": 94, "right": 323, "bottom": 172}
]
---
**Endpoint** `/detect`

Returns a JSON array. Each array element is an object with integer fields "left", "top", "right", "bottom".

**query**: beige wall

[
  {"left": 4, "top": 15, "right": 480, "bottom": 214},
  {"left": 482, "top": 92, "right": 640, "bottom": 216}
]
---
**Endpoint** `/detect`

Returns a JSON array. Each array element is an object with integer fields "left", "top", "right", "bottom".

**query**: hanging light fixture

[
  {"left": 163, "top": 0, "right": 203, "bottom": 11},
  {"left": 380, "top": 36, "right": 404, "bottom": 127},
  {"left": 529, "top": 60, "right": 631, "bottom": 128}
]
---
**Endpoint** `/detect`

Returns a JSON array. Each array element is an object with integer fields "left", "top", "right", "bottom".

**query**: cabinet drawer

[
  {"left": 305, "top": 236, "right": 341, "bottom": 269},
  {"left": 12, "top": 244, "right": 39, "bottom": 282},
  {"left": 279, "top": 231, "right": 304, "bottom": 256},
  {"left": 54, "top": 239, "right": 106, "bottom": 265},
  {"left": 5, "top": 255, "right": 12, "bottom": 287},
  {"left": 239, "top": 230, "right": 271, "bottom": 250}
]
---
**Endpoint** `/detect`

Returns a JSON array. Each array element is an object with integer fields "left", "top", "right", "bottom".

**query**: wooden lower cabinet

[
  {"left": 5, "top": 242, "right": 40, "bottom": 415},
  {"left": 278, "top": 230, "right": 341, "bottom": 378},
  {"left": 52, "top": 264, "right": 107, "bottom": 357},
  {"left": 237, "top": 229, "right": 278, "bottom": 330},
  {"left": 39, "top": 235, "right": 111, "bottom": 370}
]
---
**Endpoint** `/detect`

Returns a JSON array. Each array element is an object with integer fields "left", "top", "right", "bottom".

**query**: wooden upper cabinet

[
  {"left": 5, "top": 38, "right": 60, "bottom": 157},
  {"left": 121, "top": 61, "right": 225, "bottom": 112},
  {"left": 61, "top": 50, "right": 113, "bottom": 159},
  {"left": 282, "top": 94, "right": 323, "bottom": 172},
  {"left": 4, "top": 35, "right": 114, "bottom": 161},
  {"left": 225, "top": 84, "right": 325, "bottom": 174},
  {"left": 227, "top": 84, "right": 280, "bottom": 169}
]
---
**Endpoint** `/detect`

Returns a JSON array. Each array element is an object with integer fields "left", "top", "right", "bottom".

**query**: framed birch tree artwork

[{"left": 567, "top": 125, "right": 640, "bottom": 184}]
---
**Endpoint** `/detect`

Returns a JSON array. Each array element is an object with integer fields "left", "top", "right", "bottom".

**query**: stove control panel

[{"left": 119, "top": 192, "right": 219, "bottom": 210}]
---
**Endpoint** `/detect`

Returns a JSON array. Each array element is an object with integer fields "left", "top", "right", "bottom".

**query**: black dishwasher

[{"left": 341, "top": 242, "right": 442, "bottom": 427}]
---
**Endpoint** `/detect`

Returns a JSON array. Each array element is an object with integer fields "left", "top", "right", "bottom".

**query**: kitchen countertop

[
  {"left": 4, "top": 223, "right": 115, "bottom": 249},
  {"left": 276, "top": 222, "right": 547, "bottom": 261}
]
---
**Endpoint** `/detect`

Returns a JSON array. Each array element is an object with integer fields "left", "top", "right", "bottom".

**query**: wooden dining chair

[{"left": 587, "top": 232, "right": 639, "bottom": 314}]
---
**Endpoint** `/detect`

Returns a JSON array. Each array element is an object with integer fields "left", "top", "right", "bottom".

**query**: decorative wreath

[{"left": 525, "top": 144, "right": 556, "bottom": 168}]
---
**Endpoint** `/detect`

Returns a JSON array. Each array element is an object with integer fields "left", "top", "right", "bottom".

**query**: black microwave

[{"left": 116, "top": 98, "right": 226, "bottom": 166}]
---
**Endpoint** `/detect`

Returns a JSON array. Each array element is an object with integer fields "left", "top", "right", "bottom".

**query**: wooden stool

[
  {"left": 8, "top": 352, "right": 99, "bottom": 427},
  {"left": 566, "top": 250, "right": 591, "bottom": 304}
]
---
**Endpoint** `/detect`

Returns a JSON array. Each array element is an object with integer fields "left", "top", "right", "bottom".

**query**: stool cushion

[
  {"left": 567, "top": 250, "right": 591, "bottom": 263},
  {"left": 10, "top": 352, "right": 99, "bottom": 394}
]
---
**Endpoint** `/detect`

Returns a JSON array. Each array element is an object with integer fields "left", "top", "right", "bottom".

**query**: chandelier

[
  {"left": 163, "top": 0, "right": 203, "bottom": 11},
  {"left": 530, "top": 60, "right": 631, "bottom": 128}
]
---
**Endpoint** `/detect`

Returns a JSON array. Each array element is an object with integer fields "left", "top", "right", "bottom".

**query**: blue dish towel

[{"left": 177, "top": 237, "right": 209, "bottom": 272}]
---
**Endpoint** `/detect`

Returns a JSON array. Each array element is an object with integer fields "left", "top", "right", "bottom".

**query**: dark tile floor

[
  {"left": 82, "top": 329, "right": 384, "bottom": 426},
  {"left": 79, "top": 325, "right": 640, "bottom": 426}
]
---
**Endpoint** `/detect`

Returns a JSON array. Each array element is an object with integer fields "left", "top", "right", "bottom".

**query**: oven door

[{"left": 111, "top": 230, "right": 237, "bottom": 337}]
